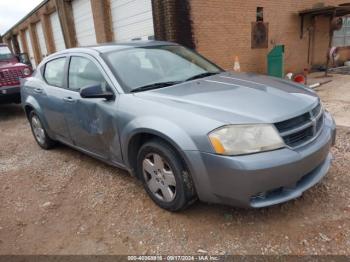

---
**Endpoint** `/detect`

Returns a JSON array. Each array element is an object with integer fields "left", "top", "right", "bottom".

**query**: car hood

[
  {"left": 0, "top": 59, "right": 26, "bottom": 70},
  {"left": 134, "top": 72, "right": 319, "bottom": 124}
]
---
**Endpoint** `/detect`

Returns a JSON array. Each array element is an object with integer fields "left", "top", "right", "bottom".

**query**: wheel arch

[
  {"left": 23, "top": 96, "right": 52, "bottom": 137},
  {"left": 24, "top": 104, "right": 35, "bottom": 119},
  {"left": 121, "top": 117, "right": 198, "bottom": 173},
  {"left": 126, "top": 129, "right": 194, "bottom": 178},
  {"left": 23, "top": 96, "right": 42, "bottom": 120}
]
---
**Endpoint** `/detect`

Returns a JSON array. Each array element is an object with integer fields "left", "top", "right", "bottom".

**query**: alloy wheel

[{"left": 31, "top": 115, "right": 46, "bottom": 145}]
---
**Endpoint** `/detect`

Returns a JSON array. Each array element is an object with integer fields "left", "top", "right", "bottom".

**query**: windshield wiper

[
  {"left": 185, "top": 72, "right": 219, "bottom": 82},
  {"left": 130, "top": 81, "right": 181, "bottom": 93}
]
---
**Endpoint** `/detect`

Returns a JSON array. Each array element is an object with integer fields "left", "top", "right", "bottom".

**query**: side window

[
  {"left": 68, "top": 56, "right": 108, "bottom": 92},
  {"left": 44, "top": 58, "right": 66, "bottom": 87}
]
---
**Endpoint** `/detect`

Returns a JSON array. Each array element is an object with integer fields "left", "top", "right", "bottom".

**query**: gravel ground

[{"left": 0, "top": 74, "right": 349, "bottom": 255}]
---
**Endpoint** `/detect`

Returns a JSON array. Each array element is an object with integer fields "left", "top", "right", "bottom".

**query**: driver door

[{"left": 64, "top": 55, "right": 122, "bottom": 163}]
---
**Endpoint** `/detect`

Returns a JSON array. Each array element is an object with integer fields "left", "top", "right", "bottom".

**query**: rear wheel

[
  {"left": 137, "top": 139, "right": 197, "bottom": 211},
  {"left": 29, "top": 111, "right": 56, "bottom": 150}
]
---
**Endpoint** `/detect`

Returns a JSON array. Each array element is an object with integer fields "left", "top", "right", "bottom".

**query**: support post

[
  {"left": 41, "top": 14, "right": 56, "bottom": 54},
  {"left": 29, "top": 23, "right": 42, "bottom": 64},
  {"left": 91, "top": 0, "right": 113, "bottom": 43},
  {"left": 54, "top": 0, "right": 77, "bottom": 48}
]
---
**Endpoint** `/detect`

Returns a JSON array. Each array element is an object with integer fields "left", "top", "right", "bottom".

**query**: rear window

[{"left": 44, "top": 58, "right": 66, "bottom": 88}]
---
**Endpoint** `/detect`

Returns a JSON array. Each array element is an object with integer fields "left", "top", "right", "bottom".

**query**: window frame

[
  {"left": 67, "top": 54, "right": 117, "bottom": 98},
  {"left": 43, "top": 56, "right": 69, "bottom": 89}
]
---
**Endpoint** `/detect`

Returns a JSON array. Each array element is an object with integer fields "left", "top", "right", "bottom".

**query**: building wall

[
  {"left": 189, "top": 0, "right": 346, "bottom": 73},
  {"left": 3, "top": 0, "right": 347, "bottom": 74},
  {"left": 3, "top": 0, "right": 155, "bottom": 66}
]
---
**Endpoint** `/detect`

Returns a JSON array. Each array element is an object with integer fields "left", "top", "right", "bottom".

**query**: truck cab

[{"left": 0, "top": 43, "right": 32, "bottom": 104}]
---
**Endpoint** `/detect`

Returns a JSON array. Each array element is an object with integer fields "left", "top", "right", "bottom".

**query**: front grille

[
  {"left": 283, "top": 126, "right": 314, "bottom": 147},
  {"left": 312, "top": 103, "right": 322, "bottom": 117},
  {"left": 0, "top": 69, "right": 24, "bottom": 86},
  {"left": 275, "top": 103, "right": 324, "bottom": 148},
  {"left": 275, "top": 112, "right": 310, "bottom": 133}
]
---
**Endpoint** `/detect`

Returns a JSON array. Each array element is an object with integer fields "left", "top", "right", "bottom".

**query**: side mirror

[{"left": 80, "top": 84, "right": 114, "bottom": 100}]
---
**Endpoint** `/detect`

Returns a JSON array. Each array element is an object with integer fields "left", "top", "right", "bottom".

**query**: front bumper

[
  {"left": 184, "top": 111, "right": 336, "bottom": 208},
  {"left": 0, "top": 85, "right": 21, "bottom": 102}
]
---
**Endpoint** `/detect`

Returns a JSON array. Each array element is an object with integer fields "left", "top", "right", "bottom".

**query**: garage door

[
  {"left": 72, "top": 0, "right": 96, "bottom": 46},
  {"left": 25, "top": 29, "right": 36, "bottom": 68},
  {"left": 111, "top": 0, "right": 154, "bottom": 42},
  {"left": 50, "top": 12, "right": 66, "bottom": 52},
  {"left": 36, "top": 21, "right": 48, "bottom": 60}
]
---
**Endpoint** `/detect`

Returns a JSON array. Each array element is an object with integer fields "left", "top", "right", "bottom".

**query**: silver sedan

[{"left": 21, "top": 41, "right": 336, "bottom": 211}]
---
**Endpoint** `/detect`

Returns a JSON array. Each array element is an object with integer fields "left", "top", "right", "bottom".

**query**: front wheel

[
  {"left": 29, "top": 111, "right": 56, "bottom": 150},
  {"left": 137, "top": 139, "right": 197, "bottom": 211}
]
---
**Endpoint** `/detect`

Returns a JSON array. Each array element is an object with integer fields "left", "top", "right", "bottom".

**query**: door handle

[
  {"left": 63, "top": 97, "right": 76, "bottom": 103},
  {"left": 33, "top": 88, "right": 43, "bottom": 94}
]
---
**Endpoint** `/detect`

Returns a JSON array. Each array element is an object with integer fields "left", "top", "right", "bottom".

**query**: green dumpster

[{"left": 267, "top": 45, "right": 284, "bottom": 78}]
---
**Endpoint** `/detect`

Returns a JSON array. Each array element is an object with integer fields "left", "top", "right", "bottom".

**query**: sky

[{"left": 0, "top": 0, "right": 43, "bottom": 34}]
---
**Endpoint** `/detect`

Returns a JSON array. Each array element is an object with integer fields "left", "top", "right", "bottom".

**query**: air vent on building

[{"left": 251, "top": 22, "right": 268, "bottom": 49}]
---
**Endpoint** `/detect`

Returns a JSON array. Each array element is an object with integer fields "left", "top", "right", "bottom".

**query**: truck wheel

[
  {"left": 29, "top": 111, "right": 56, "bottom": 150},
  {"left": 137, "top": 139, "right": 197, "bottom": 211}
]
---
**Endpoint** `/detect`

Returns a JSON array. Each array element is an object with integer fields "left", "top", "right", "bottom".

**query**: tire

[
  {"left": 29, "top": 111, "right": 56, "bottom": 150},
  {"left": 137, "top": 139, "right": 197, "bottom": 211}
]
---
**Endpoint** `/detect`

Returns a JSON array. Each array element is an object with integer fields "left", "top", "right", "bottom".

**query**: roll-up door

[
  {"left": 50, "top": 12, "right": 66, "bottom": 52},
  {"left": 72, "top": 0, "right": 97, "bottom": 46},
  {"left": 25, "top": 29, "right": 36, "bottom": 68},
  {"left": 111, "top": 0, "right": 154, "bottom": 42},
  {"left": 36, "top": 21, "right": 48, "bottom": 59}
]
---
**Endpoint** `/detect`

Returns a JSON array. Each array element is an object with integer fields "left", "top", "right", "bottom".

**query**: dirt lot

[{"left": 0, "top": 74, "right": 349, "bottom": 255}]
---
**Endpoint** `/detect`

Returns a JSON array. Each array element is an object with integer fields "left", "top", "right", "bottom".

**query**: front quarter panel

[
  {"left": 118, "top": 95, "right": 223, "bottom": 166},
  {"left": 121, "top": 116, "right": 198, "bottom": 162}
]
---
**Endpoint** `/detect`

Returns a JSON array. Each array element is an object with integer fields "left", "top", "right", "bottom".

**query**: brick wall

[
  {"left": 189, "top": 0, "right": 346, "bottom": 74},
  {"left": 152, "top": 0, "right": 195, "bottom": 48}
]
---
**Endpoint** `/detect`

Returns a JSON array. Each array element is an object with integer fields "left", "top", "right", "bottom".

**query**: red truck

[{"left": 0, "top": 43, "right": 32, "bottom": 104}]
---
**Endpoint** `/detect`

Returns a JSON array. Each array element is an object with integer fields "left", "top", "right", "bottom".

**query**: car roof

[{"left": 53, "top": 40, "right": 178, "bottom": 56}]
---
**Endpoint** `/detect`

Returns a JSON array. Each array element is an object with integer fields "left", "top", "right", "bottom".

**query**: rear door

[{"left": 64, "top": 54, "right": 122, "bottom": 163}]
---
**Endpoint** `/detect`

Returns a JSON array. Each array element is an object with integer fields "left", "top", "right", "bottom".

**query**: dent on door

[{"left": 66, "top": 98, "right": 123, "bottom": 165}]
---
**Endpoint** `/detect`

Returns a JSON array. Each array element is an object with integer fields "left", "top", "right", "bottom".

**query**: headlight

[
  {"left": 23, "top": 67, "right": 31, "bottom": 76},
  {"left": 208, "top": 124, "right": 285, "bottom": 156}
]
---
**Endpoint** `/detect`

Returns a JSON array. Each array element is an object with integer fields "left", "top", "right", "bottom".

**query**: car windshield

[
  {"left": 0, "top": 46, "right": 14, "bottom": 60},
  {"left": 104, "top": 45, "right": 223, "bottom": 92}
]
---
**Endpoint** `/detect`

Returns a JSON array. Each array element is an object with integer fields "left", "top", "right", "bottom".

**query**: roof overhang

[
  {"left": 299, "top": 4, "right": 350, "bottom": 39},
  {"left": 299, "top": 4, "right": 350, "bottom": 17},
  {"left": 2, "top": 0, "right": 49, "bottom": 37}
]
